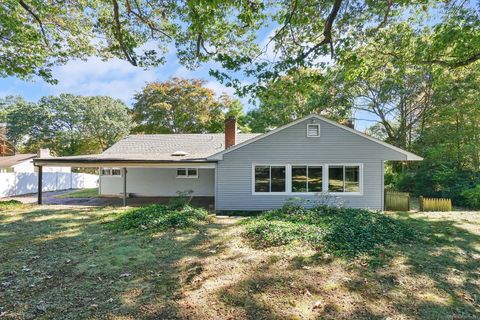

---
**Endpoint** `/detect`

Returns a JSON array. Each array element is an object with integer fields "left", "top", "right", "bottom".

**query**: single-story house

[
  {"left": 0, "top": 150, "right": 70, "bottom": 173},
  {"left": 34, "top": 114, "right": 422, "bottom": 210}
]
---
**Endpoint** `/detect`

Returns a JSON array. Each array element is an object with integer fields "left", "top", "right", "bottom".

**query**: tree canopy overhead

[{"left": 1, "top": 1, "right": 478, "bottom": 89}]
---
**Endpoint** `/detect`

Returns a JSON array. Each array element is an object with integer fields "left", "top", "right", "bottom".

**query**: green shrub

[
  {"left": 168, "top": 189, "right": 194, "bottom": 209},
  {"left": 111, "top": 204, "right": 209, "bottom": 232},
  {"left": 242, "top": 206, "right": 417, "bottom": 257},
  {"left": 461, "top": 184, "right": 480, "bottom": 209},
  {"left": 244, "top": 220, "right": 325, "bottom": 248},
  {"left": 0, "top": 199, "right": 23, "bottom": 210}
]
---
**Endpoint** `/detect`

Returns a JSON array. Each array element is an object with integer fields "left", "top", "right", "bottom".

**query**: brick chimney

[
  {"left": 345, "top": 119, "right": 354, "bottom": 129},
  {"left": 225, "top": 116, "right": 237, "bottom": 149},
  {"left": 37, "top": 148, "right": 51, "bottom": 158}
]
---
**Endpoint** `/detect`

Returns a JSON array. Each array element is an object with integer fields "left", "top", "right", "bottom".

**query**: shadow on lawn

[
  {"left": 1, "top": 208, "right": 479, "bottom": 319},
  {"left": 216, "top": 213, "right": 480, "bottom": 320},
  {"left": 0, "top": 207, "right": 231, "bottom": 319}
]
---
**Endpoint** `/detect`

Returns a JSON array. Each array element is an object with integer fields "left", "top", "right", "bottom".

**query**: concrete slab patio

[{"left": 2, "top": 190, "right": 215, "bottom": 208}]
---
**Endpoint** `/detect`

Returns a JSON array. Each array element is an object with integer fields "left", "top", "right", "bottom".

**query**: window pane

[
  {"left": 345, "top": 166, "right": 360, "bottom": 192},
  {"left": 101, "top": 168, "right": 111, "bottom": 176},
  {"left": 292, "top": 166, "right": 307, "bottom": 192},
  {"left": 177, "top": 168, "right": 186, "bottom": 176},
  {"left": 111, "top": 168, "right": 121, "bottom": 176},
  {"left": 255, "top": 166, "right": 270, "bottom": 192},
  {"left": 308, "top": 166, "right": 323, "bottom": 192},
  {"left": 271, "top": 166, "right": 286, "bottom": 192},
  {"left": 329, "top": 166, "right": 344, "bottom": 192},
  {"left": 187, "top": 168, "right": 198, "bottom": 176}
]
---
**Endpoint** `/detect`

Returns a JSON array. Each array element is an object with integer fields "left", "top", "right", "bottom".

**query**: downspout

[
  {"left": 36, "top": 165, "right": 43, "bottom": 205},
  {"left": 122, "top": 167, "right": 127, "bottom": 206},
  {"left": 214, "top": 162, "right": 217, "bottom": 213},
  {"left": 381, "top": 160, "right": 385, "bottom": 211}
]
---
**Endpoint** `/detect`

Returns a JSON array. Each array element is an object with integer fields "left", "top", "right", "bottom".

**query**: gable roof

[
  {"left": 36, "top": 134, "right": 260, "bottom": 164},
  {"left": 0, "top": 154, "right": 36, "bottom": 168},
  {"left": 102, "top": 133, "right": 261, "bottom": 161},
  {"left": 207, "top": 114, "right": 423, "bottom": 161},
  {"left": 35, "top": 115, "right": 422, "bottom": 166}
]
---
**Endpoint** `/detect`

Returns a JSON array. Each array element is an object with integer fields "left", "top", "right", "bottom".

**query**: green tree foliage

[
  {"left": 5, "top": 94, "right": 132, "bottom": 155},
  {"left": 0, "top": 1, "right": 95, "bottom": 83},
  {"left": 246, "top": 68, "right": 352, "bottom": 132},
  {"left": 0, "top": 0, "right": 261, "bottom": 83},
  {"left": 132, "top": 78, "right": 247, "bottom": 134},
  {"left": 341, "top": 23, "right": 436, "bottom": 150},
  {"left": 247, "top": 22, "right": 480, "bottom": 207},
  {"left": 1, "top": 1, "right": 478, "bottom": 88},
  {"left": 400, "top": 65, "right": 480, "bottom": 206}
]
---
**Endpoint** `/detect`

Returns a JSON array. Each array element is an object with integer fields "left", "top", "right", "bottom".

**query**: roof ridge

[{"left": 126, "top": 133, "right": 259, "bottom": 136}]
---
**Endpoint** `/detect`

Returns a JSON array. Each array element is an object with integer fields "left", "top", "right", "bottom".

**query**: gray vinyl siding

[
  {"left": 100, "top": 168, "right": 214, "bottom": 196},
  {"left": 216, "top": 118, "right": 407, "bottom": 211}
]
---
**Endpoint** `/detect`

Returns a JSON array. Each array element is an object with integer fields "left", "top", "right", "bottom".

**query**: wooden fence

[
  {"left": 419, "top": 196, "right": 452, "bottom": 212},
  {"left": 385, "top": 191, "right": 410, "bottom": 211}
]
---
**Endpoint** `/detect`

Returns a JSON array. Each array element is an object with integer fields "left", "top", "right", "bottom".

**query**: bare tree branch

[
  {"left": 266, "top": 0, "right": 298, "bottom": 48},
  {"left": 296, "top": 0, "right": 343, "bottom": 63},
  {"left": 126, "top": 0, "right": 172, "bottom": 39},
  {"left": 111, "top": 0, "right": 137, "bottom": 66},
  {"left": 372, "top": 0, "right": 393, "bottom": 32},
  {"left": 423, "top": 52, "right": 480, "bottom": 68},
  {"left": 18, "top": 0, "right": 49, "bottom": 46}
]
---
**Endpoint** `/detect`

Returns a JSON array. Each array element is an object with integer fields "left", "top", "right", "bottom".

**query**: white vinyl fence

[{"left": 0, "top": 172, "right": 98, "bottom": 198}]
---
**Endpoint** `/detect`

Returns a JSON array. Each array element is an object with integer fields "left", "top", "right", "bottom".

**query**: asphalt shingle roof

[
  {"left": 37, "top": 134, "right": 260, "bottom": 162},
  {"left": 0, "top": 154, "right": 36, "bottom": 167}
]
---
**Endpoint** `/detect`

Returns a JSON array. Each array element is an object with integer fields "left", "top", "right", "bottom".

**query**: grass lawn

[
  {"left": 55, "top": 188, "right": 100, "bottom": 198},
  {"left": 0, "top": 205, "right": 479, "bottom": 319}
]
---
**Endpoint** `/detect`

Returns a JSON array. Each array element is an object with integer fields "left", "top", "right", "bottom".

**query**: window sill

[{"left": 252, "top": 192, "right": 363, "bottom": 196}]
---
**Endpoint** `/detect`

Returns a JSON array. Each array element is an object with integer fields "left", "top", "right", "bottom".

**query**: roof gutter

[{"left": 33, "top": 158, "right": 218, "bottom": 168}]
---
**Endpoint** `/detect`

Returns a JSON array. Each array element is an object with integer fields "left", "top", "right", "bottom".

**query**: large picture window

[
  {"left": 328, "top": 165, "right": 360, "bottom": 193},
  {"left": 253, "top": 164, "right": 361, "bottom": 195},
  {"left": 254, "top": 165, "right": 286, "bottom": 193},
  {"left": 292, "top": 166, "right": 323, "bottom": 192}
]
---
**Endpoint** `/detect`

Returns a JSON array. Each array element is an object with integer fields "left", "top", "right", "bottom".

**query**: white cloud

[
  {"left": 48, "top": 57, "right": 157, "bottom": 103},
  {"left": 204, "top": 81, "right": 236, "bottom": 96},
  {"left": 172, "top": 65, "right": 193, "bottom": 78},
  {"left": 259, "top": 29, "right": 279, "bottom": 61}
]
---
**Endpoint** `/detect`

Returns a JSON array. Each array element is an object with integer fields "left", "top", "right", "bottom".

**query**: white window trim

[
  {"left": 251, "top": 163, "right": 363, "bottom": 196},
  {"left": 325, "top": 163, "right": 363, "bottom": 196},
  {"left": 101, "top": 167, "right": 122, "bottom": 177},
  {"left": 306, "top": 123, "right": 321, "bottom": 137},
  {"left": 251, "top": 164, "right": 289, "bottom": 195},
  {"left": 176, "top": 167, "right": 199, "bottom": 179},
  {"left": 291, "top": 165, "right": 324, "bottom": 194}
]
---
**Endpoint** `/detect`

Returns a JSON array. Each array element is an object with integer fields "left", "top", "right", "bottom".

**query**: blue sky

[{"left": 0, "top": 54, "right": 240, "bottom": 108}]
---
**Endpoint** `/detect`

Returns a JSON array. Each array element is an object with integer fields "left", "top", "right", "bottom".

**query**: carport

[{"left": 33, "top": 157, "right": 216, "bottom": 207}]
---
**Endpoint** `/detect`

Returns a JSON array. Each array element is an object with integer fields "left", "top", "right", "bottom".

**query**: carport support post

[
  {"left": 122, "top": 167, "right": 127, "bottom": 206},
  {"left": 37, "top": 165, "right": 43, "bottom": 205}
]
